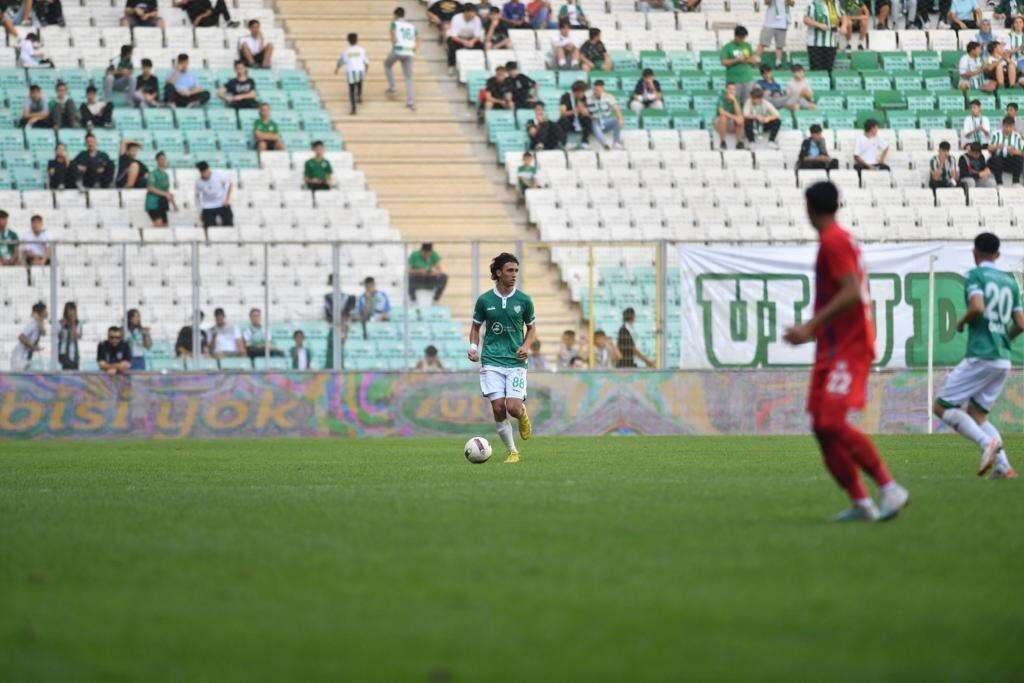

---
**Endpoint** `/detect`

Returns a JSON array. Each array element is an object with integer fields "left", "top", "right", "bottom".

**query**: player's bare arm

[
  {"left": 956, "top": 293, "right": 985, "bottom": 333},
  {"left": 784, "top": 273, "right": 860, "bottom": 345},
  {"left": 1010, "top": 310, "right": 1024, "bottom": 340},
  {"left": 468, "top": 321, "right": 481, "bottom": 362},
  {"left": 517, "top": 323, "right": 536, "bottom": 360}
]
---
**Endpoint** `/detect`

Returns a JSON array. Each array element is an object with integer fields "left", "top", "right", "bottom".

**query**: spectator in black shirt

[
  {"left": 33, "top": 0, "right": 64, "bottom": 26},
  {"left": 72, "top": 133, "right": 114, "bottom": 188},
  {"left": 116, "top": 139, "right": 148, "bottom": 188},
  {"left": 558, "top": 80, "right": 593, "bottom": 148},
  {"left": 175, "top": 311, "right": 209, "bottom": 358},
  {"left": 483, "top": 64, "right": 513, "bottom": 110},
  {"left": 629, "top": 69, "right": 663, "bottom": 114},
  {"left": 796, "top": 124, "right": 838, "bottom": 170},
  {"left": 217, "top": 60, "right": 259, "bottom": 109},
  {"left": 579, "top": 28, "right": 611, "bottom": 72},
  {"left": 97, "top": 326, "right": 132, "bottom": 375},
  {"left": 506, "top": 61, "right": 538, "bottom": 109},
  {"left": 173, "top": 0, "right": 236, "bottom": 27},
  {"left": 959, "top": 141, "right": 997, "bottom": 188},
  {"left": 47, "top": 143, "right": 73, "bottom": 189},
  {"left": 133, "top": 58, "right": 162, "bottom": 108},
  {"left": 526, "top": 103, "right": 565, "bottom": 150},
  {"left": 122, "top": 0, "right": 164, "bottom": 28},
  {"left": 79, "top": 85, "right": 114, "bottom": 128}
]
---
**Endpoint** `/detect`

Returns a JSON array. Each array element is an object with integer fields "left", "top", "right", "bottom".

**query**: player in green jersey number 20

[
  {"left": 933, "top": 232, "right": 1024, "bottom": 479},
  {"left": 469, "top": 253, "right": 537, "bottom": 463}
]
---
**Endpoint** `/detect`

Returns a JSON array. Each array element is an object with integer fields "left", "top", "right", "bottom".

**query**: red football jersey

[{"left": 813, "top": 223, "right": 875, "bottom": 362}]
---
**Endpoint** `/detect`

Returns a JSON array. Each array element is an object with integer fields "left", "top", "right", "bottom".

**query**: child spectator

[
  {"left": 57, "top": 301, "right": 81, "bottom": 371},
  {"left": 336, "top": 33, "right": 368, "bottom": 116},
  {"left": 11, "top": 302, "right": 47, "bottom": 371},
  {"left": 145, "top": 151, "right": 175, "bottom": 227},
  {"left": 303, "top": 141, "right": 334, "bottom": 191},
  {"left": 517, "top": 151, "right": 537, "bottom": 192},
  {"left": 929, "top": 141, "right": 958, "bottom": 190},
  {"left": 416, "top": 345, "right": 444, "bottom": 371},
  {"left": 290, "top": 330, "right": 310, "bottom": 369}
]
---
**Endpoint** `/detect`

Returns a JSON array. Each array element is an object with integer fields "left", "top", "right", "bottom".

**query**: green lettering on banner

[
  {"left": 868, "top": 274, "right": 901, "bottom": 367},
  {"left": 904, "top": 272, "right": 968, "bottom": 367}
]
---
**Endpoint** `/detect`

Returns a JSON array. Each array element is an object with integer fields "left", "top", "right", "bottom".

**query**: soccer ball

[{"left": 464, "top": 437, "right": 492, "bottom": 464}]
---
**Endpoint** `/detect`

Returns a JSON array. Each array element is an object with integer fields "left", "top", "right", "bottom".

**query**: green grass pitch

[{"left": 2, "top": 434, "right": 1023, "bottom": 681}]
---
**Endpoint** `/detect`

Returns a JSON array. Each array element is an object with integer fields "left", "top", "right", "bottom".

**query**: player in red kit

[{"left": 783, "top": 182, "right": 910, "bottom": 522}]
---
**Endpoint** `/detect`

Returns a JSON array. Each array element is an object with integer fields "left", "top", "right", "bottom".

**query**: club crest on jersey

[{"left": 513, "top": 304, "right": 522, "bottom": 313}]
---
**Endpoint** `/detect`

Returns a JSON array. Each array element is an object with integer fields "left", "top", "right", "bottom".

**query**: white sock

[
  {"left": 980, "top": 421, "right": 1012, "bottom": 472},
  {"left": 880, "top": 481, "right": 899, "bottom": 494},
  {"left": 941, "top": 408, "right": 991, "bottom": 449},
  {"left": 854, "top": 497, "right": 874, "bottom": 508},
  {"left": 496, "top": 419, "right": 516, "bottom": 452}
]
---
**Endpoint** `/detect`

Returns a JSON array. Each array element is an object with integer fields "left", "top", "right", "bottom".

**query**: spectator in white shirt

[
  {"left": 20, "top": 215, "right": 51, "bottom": 265},
  {"left": 11, "top": 301, "right": 47, "bottom": 371},
  {"left": 194, "top": 161, "right": 234, "bottom": 228},
  {"left": 209, "top": 307, "right": 245, "bottom": 359},
  {"left": 757, "top": 0, "right": 793, "bottom": 67},
  {"left": 550, "top": 19, "right": 581, "bottom": 70},
  {"left": 591, "top": 330, "right": 621, "bottom": 368},
  {"left": 961, "top": 98, "right": 991, "bottom": 146},
  {"left": 959, "top": 41, "right": 994, "bottom": 92},
  {"left": 446, "top": 5, "right": 484, "bottom": 73},
  {"left": 18, "top": 33, "right": 52, "bottom": 68},
  {"left": 238, "top": 19, "right": 273, "bottom": 69},
  {"left": 853, "top": 118, "right": 890, "bottom": 174}
]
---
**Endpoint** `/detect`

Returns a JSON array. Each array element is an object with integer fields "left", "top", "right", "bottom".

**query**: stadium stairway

[{"left": 278, "top": 0, "right": 582, "bottom": 345}]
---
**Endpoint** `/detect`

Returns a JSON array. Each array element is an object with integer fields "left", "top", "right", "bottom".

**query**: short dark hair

[
  {"left": 0, "top": 209, "right": 7, "bottom": 218},
  {"left": 348, "top": 33, "right": 358, "bottom": 44},
  {"left": 55, "top": 80, "right": 67, "bottom": 89},
  {"left": 84, "top": 133, "right": 95, "bottom": 142},
  {"left": 967, "top": 41, "right": 980, "bottom": 52},
  {"left": 86, "top": 85, "right": 96, "bottom": 94},
  {"left": 642, "top": 68, "right": 654, "bottom": 77},
  {"left": 363, "top": 276, "right": 375, "bottom": 285},
  {"left": 863, "top": 118, "right": 879, "bottom": 132},
  {"left": 489, "top": 252, "right": 519, "bottom": 281},
  {"left": 495, "top": 65, "right": 507, "bottom": 72},
  {"left": 969, "top": 141, "right": 983, "bottom": 152},
  {"left": 734, "top": 25, "right": 748, "bottom": 38},
  {"left": 249, "top": 307, "right": 260, "bottom": 316},
  {"left": 248, "top": 19, "right": 260, "bottom": 28},
  {"left": 425, "top": 345, "right": 438, "bottom": 357},
  {"left": 571, "top": 79, "right": 586, "bottom": 92},
  {"left": 420, "top": 242, "right": 433, "bottom": 251},
  {"left": 177, "top": 53, "right": 189, "bottom": 62},
  {"left": 293, "top": 329, "right": 304, "bottom": 339},
  {"left": 195, "top": 161, "right": 210, "bottom": 172},
  {"left": 28, "top": 84, "right": 40, "bottom": 92},
  {"left": 214, "top": 307, "right": 225, "bottom": 316},
  {"left": 970, "top": 98, "right": 981, "bottom": 107},
  {"left": 1008, "top": 102, "right": 1019, "bottom": 112},
  {"left": 522, "top": 151, "right": 533, "bottom": 159},
  {"left": 394, "top": 7, "right": 405, "bottom": 17},
  {"left": 623, "top": 307, "right": 636, "bottom": 320},
  {"left": 805, "top": 181, "right": 840, "bottom": 216},
  {"left": 30, "top": 214, "right": 41, "bottom": 222},
  {"left": 939, "top": 141, "right": 951, "bottom": 151},
  {"left": 506, "top": 60, "right": 518, "bottom": 70},
  {"left": 593, "top": 79, "right": 605, "bottom": 86},
  {"left": 563, "top": 329, "right": 576, "bottom": 338},
  {"left": 32, "top": 301, "right": 46, "bottom": 315},
  {"left": 155, "top": 151, "right": 166, "bottom": 160},
  {"left": 987, "top": 41, "right": 1000, "bottom": 54},
  {"left": 234, "top": 59, "right": 245, "bottom": 68},
  {"left": 975, "top": 232, "right": 1000, "bottom": 255},
  {"left": 594, "top": 329, "right": 606, "bottom": 338},
  {"left": 108, "top": 326, "right": 122, "bottom": 334},
  {"left": 759, "top": 64, "right": 772, "bottom": 74},
  {"left": 311, "top": 140, "right": 324, "bottom": 148},
  {"left": 120, "top": 44, "right": 133, "bottom": 56},
  {"left": 1003, "top": 115, "right": 1016, "bottom": 126},
  {"left": 809, "top": 124, "right": 823, "bottom": 134},
  {"left": 588, "top": 27, "right": 601, "bottom": 39},
  {"left": 141, "top": 58, "right": 153, "bottom": 68}
]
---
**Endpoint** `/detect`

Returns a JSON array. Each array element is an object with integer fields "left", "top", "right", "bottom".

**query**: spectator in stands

[
  {"left": 526, "top": 103, "right": 565, "bottom": 149},
  {"left": 324, "top": 273, "right": 356, "bottom": 323},
  {"left": 527, "top": 339, "right": 548, "bottom": 371},
  {"left": 1008, "top": 102, "right": 1024, "bottom": 134},
  {"left": 336, "top": 32, "right": 368, "bottom": 115},
  {"left": 870, "top": 0, "right": 892, "bottom": 29},
  {"left": 174, "top": 0, "right": 236, "bottom": 27},
  {"left": 929, "top": 141, "right": 959, "bottom": 190},
  {"left": 57, "top": 301, "right": 81, "bottom": 371},
  {"left": 721, "top": 26, "right": 759, "bottom": 104},
  {"left": 501, "top": 0, "right": 529, "bottom": 29},
  {"left": 427, "top": 0, "right": 463, "bottom": 39},
  {"left": 557, "top": 0, "right": 588, "bottom": 27},
  {"left": 757, "top": 0, "right": 792, "bottom": 68},
  {"left": 482, "top": 2, "right": 512, "bottom": 50},
  {"left": 483, "top": 64, "right": 514, "bottom": 110},
  {"left": 840, "top": 0, "right": 869, "bottom": 52},
  {"left": 959, "top": 41, "right": 991, "bottom": 92},
  {"left": 194, "top": 161, "right": 233, "bottom": 228},
  {"left": 164, "top": 53, "right": 211, "bottom": 108},
  {"left": 527, "top": 0, "right": 559, "bottom": 29},
  {"left": 559, "top": 79, "right": 593, "bottom": 148},
  {"left": 290, "top": 330, "right": 310, "bottom": 369},
  {"left": 19, "top": 85, "right": 50, "bottom": 128},
  {"left": 11, "top": 302, "right": 47, "bottom": 371},
  {"left": 122, "top": 0, "right": 164, "bottom": 28},
  {"left": 175, "top": 311, "right": 209, "bottom": 359},
  {"left": 133, "top": 58, "right": 162, "bottom": 108},
  {"left": 447, "top": 5, "right": 485, "bottom": 74},
  {"left": 0, "top": 211, "right": 18, "bottom": 266},
  {"left": 47, "top": 143, "right": 73, "bottom": 189},
  {"left": 238, "top": 19, "right": 273, "bottom": 69},
  {"left": 79, "top": 86, "right": 113, "bottom": 128},
  {"left": 72, "top": 133, "right": 114, "bottom": 188},
  {"left": 304, "top": 141, "right": 334, "bottom": 191},
  {"left": 782, "top": 65, "right": 816, "bottom": 110},
  {"left": 33, "top": 0, "right": 64, "bottom": 27},
  {"left": 145, "top": 151, "right": 175, "bottom": 227},
  {"left": 962, "top": 99, "right": 991, "bottom": 146},
  {"left": 557, "top": 329, "right": 585, "bottom": 369},
  {"left": 242, "top": 308, "right": 281, "bottom": 361},
  {"left": 48, "top": 82, "right": 77, "bottom": 129},
  {"left": 209, "top": 307, "right": 245, "bottom": 359},
  {"left": 984, "top": 41, "right": 1017, "bottom": 90},
  {"left": 804, "top": 0, "right": 842, "bottom": 72},
  {"left": 416, "top": 345, "right": 444, "bottom": 371},
  {"left": 742, "top": 87, "right": 781, "bottom": 148},
  {"left": 580, "top": 28, "right": 611, "bottom": 72},
  {"left": 947, "top": 0, "right": 980, "bottom": 31},
  {"left": 616, "top": 307, "right": 654, "bottom": 368},
  {"left": 988, "top": 115, "right": 1024, "bottom": 184},
  {"left": 756, "top": 65, "right": 785, "bottom": 108},
  {"left": 126, "top": 308, "right": 151, "bottom": 370},
  {"left": 797, "top": 124, "right": 839, "bottom": 170},
  {"left": 20, "top": 215, "right": 51, "bottom": 265},
  {"left": 408, "top": 243, "right": 449, "bottom": 302},
  {"left": 550, "top": 18, "right": 581, "bottom": 70},
  {"left": 975, "top": 18, "right": 996, "bottom": 49},
  {"left": 18, "top": 33, "right": 52, "bottom": 68},
  {"left": 853, "top": 118, "right": 890, "bottom": 173},
  {"left": 97, "top": 326, "right": 132, "bottom": 375},
  {"left": 116, "top": 139, "right": 148, "bottom": 189},
  {"left": 591, "top": 330, "right": 621, "bottom": 369},
  {"left": 2, "top": 0, "right": 35, "bottom": 28},
  {"left": 588, "top": 79, "right": 624, "bottom": 150},
  {"left": 385, "top": 7, "right": 419, "bottom": 112},
  {"left": 994, "top": 0, "right": 1024, "bottom": 28},
  {"left": 629, "top": 68, "right": 663, "bottom": 115},
  {"left": 218, "top": 60, "right": 259, "bottom": 109},
  {"left": 641, "top": 0, "right": 678, "bottom": 11},
  {"left": 355, "top": 276, "right": 391, "bottom": 322},
  {"left": 506, "top": 61, "right": 538, "bottom": 109},
  {"left": 104, "top": 45, "right": 136, "bottom": 102},
  {"left": 253, "top": 102, "right": 284, "bottom": 151},
  {"left": 959, "top": 141, "right": 997, "bottom": 188},
  {"left": 516, "top": 151, "right": 537, "bottom": 191},
  {"left": 713, "top": 82, "right": 745, "bottom": 150}
]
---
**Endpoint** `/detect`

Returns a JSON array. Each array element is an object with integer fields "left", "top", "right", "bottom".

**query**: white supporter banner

[{"left": 678, "top": 242, "right": 1024, "bottom": 370}]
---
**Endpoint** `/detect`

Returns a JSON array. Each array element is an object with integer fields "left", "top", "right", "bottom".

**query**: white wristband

[{"left": 469, "top": 343, "right": 478, "bottom": 353}]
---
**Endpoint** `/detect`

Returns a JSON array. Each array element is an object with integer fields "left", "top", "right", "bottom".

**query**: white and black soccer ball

[{"left": 464, "top": 437, "right": 492, "bottom": 464}]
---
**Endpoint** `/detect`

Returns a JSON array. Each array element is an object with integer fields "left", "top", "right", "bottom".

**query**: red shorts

[{"left": 807, "top": 355, "right": 871, "bottom": 424}]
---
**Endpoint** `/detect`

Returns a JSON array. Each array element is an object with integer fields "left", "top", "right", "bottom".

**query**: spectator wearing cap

[
  {"left": 958, "top": 141, "right": 997, "bottom": 188},
  {"left": 97, "top": 326, "right": 132, "bottom": 376},
  {"left": 742, "top": 87, "right": 781, "bottom": 147},
  {"left": 416, "top": 345, "right": 444, "bottom": 371},
  {"left": 194, "top": 161, "right": 234, "bottom": 228},
  {"left": 506, "top": 61, "right": 538, "bottom": 109},
  {"left": 797, "top": 124, "right": 838, "bottom": 170},
  {"left": 587, "top": 79, "right": 624, "bottom": 150},
  {"left": 559, "top": 80, "right": 593, "bottom": 149},
  {"left": 483, "top": 65, "right": 514, "bottom": 110},
  {"left": 929, "top": 141, "right": 959, "bottom": 191},
  {"left": 629, "top": 68, "right": 663, "bottom": 115},
  {"left": 721, "top": 25, "right": 759, "bottom": 104},
  {"left": 408, "top": 243, "right": 449, "bottom": 303},
  {"left": 579, "top": 27, "right": 611, "bottom": 72},
  {"left": 988, "top": 115, "right": 1024, "bottom": 184},
  {"left": 164, "top": 53, "right": 211, "bottom": 108},
  {"left": 527, "top": 103, "right": 566, "bottom": 149},
  {"left": 853, "top": 118, "right": 890, "bottom": 174},
  {"left": 962, "top": 98, "right": 991, "bottom": 146},
  {"left": 355, "top": 277, "right": 391, "bottom": 322}
]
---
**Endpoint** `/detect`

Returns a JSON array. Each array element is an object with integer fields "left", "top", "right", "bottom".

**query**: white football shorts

[
  {"left": 937, "top": 357, "right": 1011, "bottom": 413},
  {"left": 480, "top": 365, "right": 528, "bottom": 402}
]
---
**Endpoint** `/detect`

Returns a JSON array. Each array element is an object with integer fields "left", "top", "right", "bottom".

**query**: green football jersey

[
  {"left": 473, "top": 288, "right": 536, "bottom": 368},
  {"left": 964, "top": 263, "right": 1023, "bottom": 361}
]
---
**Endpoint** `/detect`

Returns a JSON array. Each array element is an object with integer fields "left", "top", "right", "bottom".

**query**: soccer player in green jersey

[
  {"left": 934, "top": 232, "right": 1024, "bottom": 478},
  {"left": 468, "top": 253, "right": 536, "bottom": 463}
]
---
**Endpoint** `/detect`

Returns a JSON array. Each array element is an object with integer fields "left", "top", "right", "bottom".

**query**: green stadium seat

[
  {"left": 968, "top": 90, "right": 997, "bottom": 109},
  {"left": 622, "top": 112, "right": 640, "bottom": 130},
  {"left": 861, "top": 70, "right": 893, "bottom": 91},
  {"left": 893, "top": 71, "right": 923, "bottom": 90},
  {"left": 185, "top": 130, "right": 218, "bottom": 155},
  {"left": 274, "top": 110, "right": 302, "bottom": 133},
  {"left": 260, "top": 90, "right": 290, "bottom": 110},
  {"left": 0, "top": 67, "right": 26, "bottom": 89},
  {"left": 710, "top": 74, "right": 727, "bottom": 91},
  {"left": 609, "top": 50, "right": 638, "bottom": 70},
  {"left": 641, "top": 109, "right": 671, "bottom": 129},
  {"left": 217, "top": 130, "right": 248, "bottom": 152},
  {"left": 825, "top": 112, "right": 857, "bottom": 129},
  {"left": 805, "top": 70, "right": 831, "bottom": 92},
  {"left": 280, "top": 70, "right": 309, "bottom": 91},
  {"left": 817, "top": 92, "right": 846, "bottom": 110},
  {"left": 936, "top": 89, "right": 964, "bottom": 110},
  {"left": 640, "top": 50, "right": 669, "bottom": 71},
  {"left": 850, "top": 51, "right": 879, "bottom": 70},
  {"left": 527, "top": 70, "right": 557, "bottom": 88},
  {"left": 143, "top": 108, "right": 175, "bottom": 130},
  {"left": 874, "top": 91, "right": 906, "bottom": 110},
  {"left": 795, "top": 109, "right": 825, "bottom": 130},
  {"left": 855, "top": 108, "right": 886, "bottom": 128},
  {"left": 832, "top": 71, "right": 863, "bottom": 90},
  {"left": 174, "top": 108, "right": 206, "bottom": 130},
  {"left": 662, "top": 92, "right": 691, "bottom": 110},
  {"left": 28, "top": 69, "right": 58, "bottom": 90},
  {"left": 677, "top": 71, "right": 709, "bottom": 91},
  {"left": 113, "top": 108, "right": 143, "bottom": 130},
  {"left": 880, "top": 51, "right": 910, "bottom": 71},
  {"left": 922, "top": 69, "right": 954, "bottom": 90},
  {"left": 301, "top": 110, "right": 333, "bottom": 136},
  {"left": 282, "top": 131, "right": 310, "bottom": 149},
  {"left": 886, "top": 110, "right": 918, "bottom": 129},
  {"left": 24, "top": 128, "right": 53, "bottom": 153},
  {"left": 486, "top": 109, "right": 516, "bottom": 142},
  {"left": 912, "top": 51, "right": 941, "bottom": 70},
  {"left": 940, "top": 51, "right": 961, "bottom": 70},
  {"left": 12, "top": 165, "right": 43, "bottom": 189},
  {"left": 667, "top": 51, "right": 699, "bottom": 71},
  {"left": 225, "top": 150, "right": 259, "bottom": 168},
  {"left": 207, "top": 108, "right": 238, "bottom": 132},
  {"left": 690, "top": 90, "right": 718, "bottom": 112},
  {"left": 237, "top": 108, "right": 260, "bottom": 131},
  {"left": 905, "top": 91, "right": 936, "bottom": 110},
  {"left": 556, "top": 70, "right": 588, "bottom": 87},
  {"left": 698, "top": 51, "right": 725, "bottom": 73},
  {"left": 3, "top": 149, "right": 34, "bottom": 169},
  {"left": 788, "top": 51, "right": 810, "bottom": 69},
  {"left": 671, "top": 111, "right": 703, "bottom": 129},
  {"left": 153, "top": 130, "right": 185, "bottom": 153},
  {"left": 250, "top": 69, "right": 280, "bottom": 91},
  {"left": 289, "top": 90, "right": 320, "bottom": 112},
  {"left": 612, "top": 68, "right": 643, "bottom": 86},
  {"left": 841, "top": 90, "right": 875, "bottom": 111}
]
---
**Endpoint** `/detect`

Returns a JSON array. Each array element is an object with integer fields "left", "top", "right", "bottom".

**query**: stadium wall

[{"left": 0, "top": 370, "right": 1020, "bottom": 439}]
